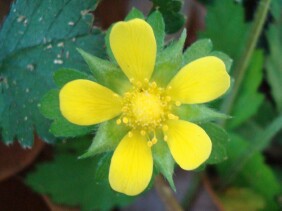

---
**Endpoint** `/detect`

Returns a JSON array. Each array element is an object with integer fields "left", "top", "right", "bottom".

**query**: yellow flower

[{"left": 59, "top": 19, "right": 230, "bottom": 196}]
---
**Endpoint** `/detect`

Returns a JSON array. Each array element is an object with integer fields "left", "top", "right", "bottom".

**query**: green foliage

[
  {"left": 40, "top": 69, "right": 96, "bottom": 138},
  {"left": 228, "top": 51, "right": 264, "bottom": 129},
  {"left": 125, "top": 8, "right": 145, "bottom": 20},
  {"left": 150, "top": 0, "right": 185, "bottom": 34},
  {"left": 201, "top": 123, "right": 229, "bottom": 164},
  {"left": 0, "top": 0, "right": 105, "bottom": 146},
  {"left": 26, "top": 137, "right": 133, "bottom": 211},
  {"left": 218, "top": 134, "right": 281, "bottom": 210},
  {"left": 266, "top": 14, "right": 282, "bottom": 112},
  {"left": 200, "top": 0, "right": 249, "bottom": 69}
]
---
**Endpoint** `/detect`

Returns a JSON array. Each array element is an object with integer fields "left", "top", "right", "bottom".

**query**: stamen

[
  {"left": 116, "top": 119, "right": 121, "bottom": 125},
  {"left": 164, "top": 135, "right": 168, "bottom": 141},
  {"left": 122, "top": 117, "right": 129, "bottom": 124},
  {"left": 147, "top": 141, "right": 153, "bottom": 147},
  {"left": 162, "top": 125, "right": 169, "bottom": 131},
  {"left": 140, "top": 130, "right": 146, "bottom": 136},
  {"left": 152, "top": 137, "right": 157, "bottom": 144},
  {"left": 175, "top": 101, "right": 181, "bottom": 106},
  {"left": 128, "top": 131, "right": 133, "bottom": 137}
]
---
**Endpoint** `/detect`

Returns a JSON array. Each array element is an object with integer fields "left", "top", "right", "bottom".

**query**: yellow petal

[
  {"left": 109, "top": 131, "right": 153, "bottom": 196},
  {"left": 165, "top": 120, "right": 212, "bottom": 170},
  {"left": 110, "top": 19, "right": 156, "bottom": 82},
  {"left": 168, "top": 56, "right": 230, "bottom": 104},
  {"left": 59, "top": 79, "right": 122, "bottom": 125}
]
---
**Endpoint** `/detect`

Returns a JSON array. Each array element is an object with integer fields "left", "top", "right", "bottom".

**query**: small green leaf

[
  {"left": 125, "top": 8, "right": 145, "bottom": 20},
  {"left": 174, "top": 104, "right": 230, "bottom": 123},
  {"left": 77, "top": 48, "right": 130, "bottom": 94},
  {"left": 26, "top": 137, "right": 133, "bottom": 211},
  {"left": 40, "top": 90, "right": 95, "bottom": 138},
  {"left": 153, "top": 137, "right": 176, "bottom": 191},
  {"left": 95, "top": 152, "right": 113, "bottom": 182},
  {"left": 183, "top": 39, "right": 213, "bottom": 64},
  {"left": 150, "top": 0, "right": 185, "bottom": 34},
  {"left": 200, "top": 123, "right": 229, "bottom": 164},
  {"left": 147, "top": 10, "right": 165, "bottom": 52},
  {"left": 228, "top": 51, "right": 264, "bottom": 129},
  {"left": 53, "top": 68, "right": 91, "bottom": 88},
  {"left": 152, "top": 29, "right": 186, "bottom": 87},
  {"left": 80, "top": 119, "right": 129, "bottom": 158}
]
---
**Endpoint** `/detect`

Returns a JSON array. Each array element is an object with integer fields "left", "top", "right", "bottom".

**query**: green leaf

[
  {"left": 183, "top": 39, "right": 213, "bottom": 64},
  {"left": 153, "top": 137, "right": 176, "bottom": 191},
  {"left": 77, "top": 48, "right": 130, "bottom": 94},
  {"left": 218, "top": 187, "right": 265, "bottom": 211},
  {"left": 80, "top": 119, "right": 129, "bottom": 158},
  {"left": 26, "top": 137, "right": 133, "bottom": 211},
  {"left": 200, "top": 123, "right": 229, "bottom": 164},
  {"left": 266, "top": 18, "right": 282, "bottom": 112},
  {"left": 151, "top": 29, "right": 186, "bottom": 87},
  {"left": 40, "top": 89, "right": 95, "bottom": 138},
  {"left": 53, "top": 68, "right": 91, "bottom": 88},
  {"left": 0, "top": 0, "right": 105, "bottom": 146},
  {"left": 174, "top": 104, "right": 230, "bottom": 124},
  {"left": 147, "top": 10, "right": 165, "bottom": 52},
  {"left": 200, "top": 0, "right": 249, "bottom": 69},
  {"left": 218, "top": 134, "right": 281, "bottom": 210},
  {"left": 228, "top": 50, "right": 264, "bottom": 129},
  {"left": 150, "top": 0, "right": 185, "bottom": 34},
  {"left": 95, "top": 152, "right": 113, "bottom": 182},
  {"left": 125, "top": 8, "right": 145, "bottom": 20}
]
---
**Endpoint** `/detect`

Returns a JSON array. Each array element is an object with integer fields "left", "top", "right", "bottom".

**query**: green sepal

[
  {"left": 80, "top": 119, "right": 129, "bottom": 159},
  {"left": 183, "top": 39, "right": 213, "bottom": 64},
  {"left": 95, "top": 152, "right": 113, "bottom": 182},
  {"left": 40, "top": 90, "right": 95, "bottom": 137},
  {"left": 200, "top": 123, "right": 229, "bottom": 164},
  {"left": 77, "top": 48, "right": 130, "bottom": 94},
  {"left": 151, "top": 29, "right": 186, "bottom": 87},
  {"left": 125, "top": 8, "right": 145, "bottom": 20},
  {"left": 183, "top": 39, "right": 233, "bottom": 72},
  {"left": 53, "top": 68, "right": 92, "bottom": 88},
  {"left": 174, "top": 104, "right": 230, "bottom": 123},
  {"left": 153, "top": 136, "right": 176, "bottom": 191},
  {"left": 147, "top": 10, "right": 165, "bottom": 53}
]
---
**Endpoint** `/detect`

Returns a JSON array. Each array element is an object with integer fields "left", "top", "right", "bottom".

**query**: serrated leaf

[
  {"left": 151, "top": 29, "right": 186, "bottom": 87},
  {"left": 26, "top": 137, "right": 133, "bottom": 211},
  {"left": 174, "top": 104, "right": 229, "bottom": 123},
  {"left": 125, "top": 8, "right": 145, "bottom": 21},
  {"left": 40, "top": 89, "right": 95, "bottom": 138},
  {"left": 147, "top": 10, "right": 165, "bottom": 52},
  {"left": 218, "top": 134, "right": 281, "bottom": 210},
  {"left": 80, "top": 119, "right": 129, "bottom": 158},
  {"left": 153, "top": 137, "right": 175, "bottom": 191},
  {"left": 228, "top": 51, "right": 264, "bottom": 129},
  {"left": 200, "top": 123, "right": 229, "bottom": 164},
  {"left": 77, "top": 48, "right": 130, "bottom": 94},
  {"left": 0, "top": 0, "right": 105, "bottom": 146},
  {"left": 200, "top": 0, "right": 249, "bottom": 69},
  {"left": 150, "top": 0, "right": 185, "bottom": 34}
]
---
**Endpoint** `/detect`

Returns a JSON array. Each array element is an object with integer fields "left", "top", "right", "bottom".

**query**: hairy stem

[
  {"left": 154, "top": 175, "right": 183, "bottom": 211},
  {"left": 221, "top": 0, "right": 271, "bottom": 121}
]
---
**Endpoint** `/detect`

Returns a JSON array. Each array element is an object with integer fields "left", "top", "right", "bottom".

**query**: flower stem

[
  {"left": 221, "top": 0, "right": 271, "bottom": 121},
  {"left": 154, "top": 175, "right": 184, "bottom": 211}
]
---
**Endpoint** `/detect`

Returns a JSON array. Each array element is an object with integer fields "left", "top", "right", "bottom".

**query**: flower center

[{"left": 116, "top": 80, "right": 180, "bottom": 147}]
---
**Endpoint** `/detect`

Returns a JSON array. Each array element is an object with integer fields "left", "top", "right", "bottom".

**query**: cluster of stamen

[{"left": 116, "top": 79, "right": 181, "bottom": 147}]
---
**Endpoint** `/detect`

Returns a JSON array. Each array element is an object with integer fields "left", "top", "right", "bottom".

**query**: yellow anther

[
  {"left": 168, "top": 113, "right": 176, "bottom": 119},
  {"left": 165, "top": 96, "right": 172, "bottom": 102},
  {"left": 144, "top": 78, "right": 149, "bottom": 83},
  {"left": 175, "top": 101, "right": 181, "bottom": 106},
  {"left": 162, "top": 125, "right": 169, "bottom": 131},
  {"left": 167, "top": 86, "right": 172, "bottom": 90},
  {"left": 151, "top": 81, "right": 157, "bottom": 88},
  {"left": 122, "top": 117, "right": 129, "bottom": 124},
  {"left": 141, "top": 130, "right": 146, "bottom": 136},
  {"left": 113, "top": 93, "right": 119, "bottom": 98},
  {"left": 128, "top": 131, "right": 133, "bottom": 137},
  {"left": 164, "top": 135, "right": 168, "bottom": 141},
  {"left": 147, "top": 141, "right": 153, "bottom": 147},
  {"left": 152, "top": 137, "right": 157, "bottom": 144},
  {"left": 130, "top": 78, "right": 135, "bottom": 83},
  {"left": 116, "top": 119, "right": 121, "bottom": 125}
]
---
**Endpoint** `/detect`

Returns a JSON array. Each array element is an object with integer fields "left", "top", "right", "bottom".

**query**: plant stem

[
  {"left": 221, "top": 0, "right": 271, "bottom": 122},
  {"left": 154, "top": 175, "right": 183, "bottom": 211}
]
